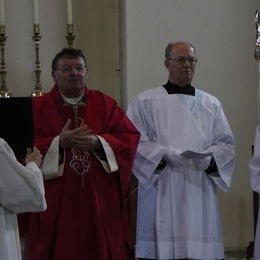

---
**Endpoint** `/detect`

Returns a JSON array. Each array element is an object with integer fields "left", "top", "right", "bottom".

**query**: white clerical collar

[{"left": 61, "top": 91, "right": 84, "bottom": 105}]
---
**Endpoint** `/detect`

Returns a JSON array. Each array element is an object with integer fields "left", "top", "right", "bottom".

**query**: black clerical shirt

[{"left": 163, "top": 81, "right": 195, "bottom": 96}]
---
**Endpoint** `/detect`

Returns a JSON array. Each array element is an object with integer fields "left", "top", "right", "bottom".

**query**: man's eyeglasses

[
  {"left": 167, "top": 57, "right": 198, "bottom": 65},
  {"left": 57, "top": 65, "right": 86, "bottom": 73}
]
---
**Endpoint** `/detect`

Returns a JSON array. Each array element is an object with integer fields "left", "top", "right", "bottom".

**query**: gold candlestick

[
  {"left": 66, "top": 24, "right": 76, "bottom": 48},
  {"left": 32, "top": 24, "right": 44, "bottom": 97},
  {"left": 0, "top": 25, "right": 11, "bottom": 98}
]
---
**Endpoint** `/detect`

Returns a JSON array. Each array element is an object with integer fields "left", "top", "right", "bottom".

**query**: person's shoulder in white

[
  {"left": 0, "top": 138, "right": 47, "bottom": 213},
  {"left": 195, "top": 87, "right": 221, "bottom": 104}
]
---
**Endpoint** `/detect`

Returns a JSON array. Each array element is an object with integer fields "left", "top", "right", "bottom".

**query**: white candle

[
  {"left": 66, "top": 0, "right": 72, "bottom": 25},
  {"left": 0, "top": 0, "right": 5, "bottom": 26},
  {"left": 33, "top": 0, "right": 39, "bottom": 24}
]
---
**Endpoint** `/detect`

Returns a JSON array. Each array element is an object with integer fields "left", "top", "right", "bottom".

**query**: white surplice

[
  {"left": 249, "top": 124, "right": 260, "bottom": 260},
  {"left": 0, "top": 138, "right": 46, "bottom": 260},
  {"left": 126, "top": 86, "right": 235, "bottom": 260}
]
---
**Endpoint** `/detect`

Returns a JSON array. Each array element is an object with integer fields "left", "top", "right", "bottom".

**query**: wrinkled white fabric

[
  {"left": 249, "top": 124, "right": 260, "bottom": 260},
  {"left": 0, "top": 138, "right": 46, "bottom": 260},
  {"left": 127, "top": 86, "right": 235, "bottom": 259}
]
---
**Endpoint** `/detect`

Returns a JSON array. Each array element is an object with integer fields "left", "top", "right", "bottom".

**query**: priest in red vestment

[{"left": 24, "top": 48, "right": 140, "bottom": 260}]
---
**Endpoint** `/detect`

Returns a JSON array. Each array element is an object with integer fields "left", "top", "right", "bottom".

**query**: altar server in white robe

[
  {"left": 0, "top": 138, "right": 46, "bottom": 260},
  {"left": 249, "top": 124, "right": 260, "bottom": 260},
  {"left": 126, "top": 41, "right": 235, "bottom": 260}
]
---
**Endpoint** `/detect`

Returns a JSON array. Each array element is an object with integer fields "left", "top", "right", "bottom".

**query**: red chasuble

[{"left": 24, "top": 86, "right": 140, "bottom": 260}]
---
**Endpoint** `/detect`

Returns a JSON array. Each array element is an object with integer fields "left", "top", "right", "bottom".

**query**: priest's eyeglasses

[
  {"left": 58, "top": 65, "right": 85, "bottom": 73},
  {"left": 168, "top": 57, "right": 198, "bottom": 65}
]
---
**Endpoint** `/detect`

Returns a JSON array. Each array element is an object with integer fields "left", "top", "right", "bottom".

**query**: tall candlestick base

[
  {"left": 0, "top": 90, "right": 11, "bottom": 98},
  {"left": 255, "top": 10, "right": 260, "bottom": 123},
  {"left": 66, "top": 24, "right": 76, "bottom": 48},
  {"left": 0, "top": 25, "right": 11, "bottom": 98},
  {"left": 32, "top": 24, "right": 44, "bottom": 97},
  {"left": 255, "top": 10, "right": 260, "bottom": 61}
]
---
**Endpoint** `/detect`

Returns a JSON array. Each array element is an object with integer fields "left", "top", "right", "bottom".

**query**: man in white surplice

[
  {"left": 126, "top": 42, "right": 235, "bottom": 260},
  {"left": 0, "top": 139, "right": 46, "bottom": 260},
  {"left": 249, "top": 125, "right": 260, "bottom": 260}
]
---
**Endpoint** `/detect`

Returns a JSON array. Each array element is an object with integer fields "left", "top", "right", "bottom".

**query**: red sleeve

[{"left": 100, "top": 100, "right": 140, "bottom": 196}]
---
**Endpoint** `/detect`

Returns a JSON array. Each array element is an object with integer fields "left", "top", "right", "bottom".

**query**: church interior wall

[{"left": 1, "top": 0, "right": 259, "bottom": 252}]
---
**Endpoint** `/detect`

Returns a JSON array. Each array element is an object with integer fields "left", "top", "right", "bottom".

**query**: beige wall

[{"left": 73, "top": 0, "right": 120, "bottom": 102}]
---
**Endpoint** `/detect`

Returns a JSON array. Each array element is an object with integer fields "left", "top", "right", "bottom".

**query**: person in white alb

[
  {"left": 249, "top": 124, "right": 260, "bottom": 260},
  {"left": 127, "top": 41, "right": 235, "bottom": 260},
  {"left": 0, "top": 138, "right": 46, "bottom": 260}
]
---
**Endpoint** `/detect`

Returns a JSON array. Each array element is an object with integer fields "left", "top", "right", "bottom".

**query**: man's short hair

[
  {"left": 52, "top": 48, "right": 87, "bottom": 71},
  {"left": 165, "top": 42, "right": 175, "bottom": 60},
  {"left": 165, "top": 42, "right": 196, "bottom": 60}
]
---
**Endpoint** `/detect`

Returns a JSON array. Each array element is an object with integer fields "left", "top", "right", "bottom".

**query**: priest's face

[
  {"left": 165, "top": 42, "right": 197, "bottom": 87},
  {"left": 52, "top": 56, "right": 88, "bottom": 98}
]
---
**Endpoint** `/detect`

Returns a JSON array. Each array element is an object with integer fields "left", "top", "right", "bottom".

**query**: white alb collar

[{"left": 61, "top": 91, "right": 84, "bottom": 105}]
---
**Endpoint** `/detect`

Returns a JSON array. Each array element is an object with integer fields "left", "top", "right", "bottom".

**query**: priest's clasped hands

[{"left": 59, "top": 119, "right": 101, "bottom": 151}]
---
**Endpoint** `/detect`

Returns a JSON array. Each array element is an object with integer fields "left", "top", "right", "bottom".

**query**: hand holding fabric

[
  {"left": 191, "top": 155, "right": 212, "bottom": 171},
  {"left": 25, "top": 147, "right": 43, "bottom": 167},
  {"left": 180, "top": 150, "right": 213, "bottom": 171},
  {"left": 164, "top": 148, "right": 193, "bottom": 168}
]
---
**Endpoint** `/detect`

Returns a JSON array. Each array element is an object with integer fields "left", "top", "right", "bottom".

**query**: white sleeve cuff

[{"left": 41, "top": 136, "right": 65, "bottom": 180}]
